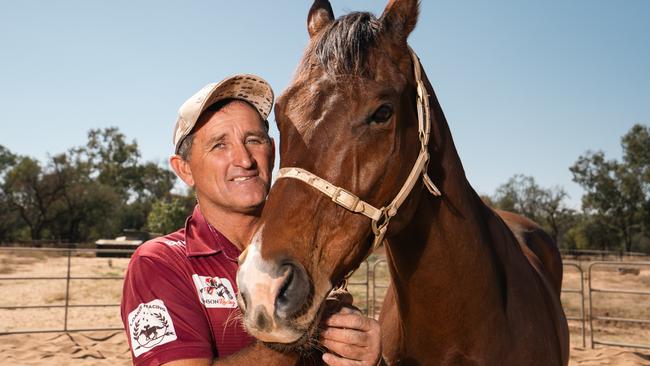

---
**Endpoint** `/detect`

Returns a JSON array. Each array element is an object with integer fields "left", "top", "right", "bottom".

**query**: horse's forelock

[{"left": 313, "top": 12, "right": 382, "bottom": 76}]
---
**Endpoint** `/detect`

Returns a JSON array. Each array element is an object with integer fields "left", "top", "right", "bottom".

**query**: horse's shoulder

[{"left": 492, "top": 209, "right": 563, "bottom": 294}]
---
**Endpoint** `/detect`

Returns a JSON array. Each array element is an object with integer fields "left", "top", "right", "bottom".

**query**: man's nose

[{"left": 232, "top": 142, "right": 254, "bottom": 168}]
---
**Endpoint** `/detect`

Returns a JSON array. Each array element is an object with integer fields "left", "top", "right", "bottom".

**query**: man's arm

[{"left": 163, "top": 342, "right": 298, "bottom": 366}]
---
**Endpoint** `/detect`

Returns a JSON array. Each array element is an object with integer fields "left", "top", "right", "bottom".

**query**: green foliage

[
  {"left": 0, "top": 128, "right": 179, "bottom": 243},
  {"left": 570, "top": 124, "right": 650, "bottom": 252},
  {"left": 563, "top": 214, "right": 620, "bottom": 251},
  {"left": 0, "top": 145, "right": 17, "bottom": 175},
  {"left": 46, "top": 152, "right": 121, "bottom": 242},
  {"left": 2, "top": 157, "right": 62, "bottom": 240},
  {"left": 491, "top": 174, "right": 575, "bottom": 245},
  {"left": 147, "top": 195, "right": 195, "bottom": 234},
  {"left": 0, "top": 146, "right": 23, "bottom": 240},
  {"left": 3, "top": 121, "right": 649, "bottom": 256},
  {"left": 491, "top": 123, "right": 650, "bottom": 253}
]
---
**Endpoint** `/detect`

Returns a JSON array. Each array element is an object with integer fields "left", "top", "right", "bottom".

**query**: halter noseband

[{"left": 275, "top": 47, "right": 441, "bottom": 257}]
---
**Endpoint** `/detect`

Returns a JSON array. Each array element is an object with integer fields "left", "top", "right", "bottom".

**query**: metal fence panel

[
  {"left": 3, "top": 246, "right": 650, "bottom": 353},
  {"left": 0, "top": 247, "right": 133, "bottom": 335},
  {"left": 588, "top": 261, "right": 650, "bottom": 350}
]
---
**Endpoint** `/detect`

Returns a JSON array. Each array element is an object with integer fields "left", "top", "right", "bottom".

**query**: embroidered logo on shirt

[
  {"left": 192, "top": 274, "right": 237, "bottom": 308},
  {"left": 162, "top": 239, "right": 185, "bottom": 247},
  {"left": 128, "top": 299, "right": 177, "bottom": 357}
]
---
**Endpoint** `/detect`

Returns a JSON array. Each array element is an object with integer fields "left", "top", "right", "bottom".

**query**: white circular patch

[{"left": 128, "top": 299, "right": 178, "bottom": 357}]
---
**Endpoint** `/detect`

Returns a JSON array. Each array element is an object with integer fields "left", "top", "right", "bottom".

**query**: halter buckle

[{"left": 331, "top": 187, "right": 360, "bottom": 212}]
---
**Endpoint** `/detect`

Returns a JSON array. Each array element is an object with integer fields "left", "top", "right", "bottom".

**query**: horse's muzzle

[{"left": 237, "top": 242, "right": 315, "bottom": 343}]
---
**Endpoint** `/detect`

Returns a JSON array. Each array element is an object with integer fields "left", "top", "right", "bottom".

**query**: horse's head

[{"left": 237, "top": 0, "right": 436, "bottom": 349}]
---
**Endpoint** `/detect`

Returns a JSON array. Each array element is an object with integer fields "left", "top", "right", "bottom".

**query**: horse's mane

[{"left": 312, "top": 12, "right": 382, "bottom": 76}]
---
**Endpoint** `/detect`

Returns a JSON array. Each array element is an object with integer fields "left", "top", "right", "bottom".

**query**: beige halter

[{"left": 276, "top": 47, "right": 441, "bottom": 257}]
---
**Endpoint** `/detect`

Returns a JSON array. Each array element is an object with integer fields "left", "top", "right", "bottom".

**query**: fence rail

[
  {"left": 0, "top": 247, "right": 134, "bottom": 335},
  {"left": 563, "top": 262, "right": 586, "bottom": 347},
  {"left": 1, "top": 247, "right": 649, "bottom": 352},
  {"left": 588, "top": 261, "right": 650, "bottom": 350}
]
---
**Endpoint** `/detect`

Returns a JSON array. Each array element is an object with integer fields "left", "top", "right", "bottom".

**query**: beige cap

[{"left": 173, "top": 74, "right": 274, "bottom": 153}]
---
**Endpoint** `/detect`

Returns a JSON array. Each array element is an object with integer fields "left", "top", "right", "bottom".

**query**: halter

[{"left": 275, "top": 47, "right": 441, "bottom": 264}]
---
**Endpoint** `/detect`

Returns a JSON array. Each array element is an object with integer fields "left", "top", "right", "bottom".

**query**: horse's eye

[{"left": 370, "top": 104, "right": 393, "bottom": 124}]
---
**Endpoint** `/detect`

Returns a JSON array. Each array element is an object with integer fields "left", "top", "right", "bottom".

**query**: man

[{"left": 120, "top": 74, "right": 382, "bottom": 366}]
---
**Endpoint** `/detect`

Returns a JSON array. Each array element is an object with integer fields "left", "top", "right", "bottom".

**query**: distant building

[{"left": 95, "top": 230, "right": 152, "bottom": 257}]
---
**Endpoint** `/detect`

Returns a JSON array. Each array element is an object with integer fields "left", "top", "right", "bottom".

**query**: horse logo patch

[
  {"left": 192, "top": 274, "right": 237, "bottom": 308},
  {"left": 128, "top": 299, "right": 177, "bottom": 357}
]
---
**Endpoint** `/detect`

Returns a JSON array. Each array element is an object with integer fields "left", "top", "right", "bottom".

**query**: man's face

[{"left": 186, "top": 101, "right": 274, "bottom": 214}]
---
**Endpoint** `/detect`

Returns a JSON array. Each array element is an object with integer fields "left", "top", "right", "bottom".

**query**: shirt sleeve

[{"left": 121, "top": 251, "right": 214, "bottom": 365}]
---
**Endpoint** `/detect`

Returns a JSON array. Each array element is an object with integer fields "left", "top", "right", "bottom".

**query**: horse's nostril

[
  {"left": 274, "top": 263, "right": 310, "bottom": 319},
  {"left": 276, "top": 265, "right": 294, "bottom": 305}
]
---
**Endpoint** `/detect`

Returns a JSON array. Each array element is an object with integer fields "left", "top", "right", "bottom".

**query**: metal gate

[
  {"left": 563, "top": 263, "right": 586, "bottom": 347},
  {"left": 588, "top": 261, "right": 650, "bottom": 349},
  {"left": 0, "top": 247, "right": 133, "bottom": 335}
]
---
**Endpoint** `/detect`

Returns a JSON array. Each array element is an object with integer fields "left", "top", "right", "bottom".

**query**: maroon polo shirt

[{"left": 121, "top": 205, "right": 254, "bottom": 365}]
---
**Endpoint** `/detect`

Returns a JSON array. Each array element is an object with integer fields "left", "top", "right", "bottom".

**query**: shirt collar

[{"left": 184, "top": 205, "right": 242, "bottom": 261}]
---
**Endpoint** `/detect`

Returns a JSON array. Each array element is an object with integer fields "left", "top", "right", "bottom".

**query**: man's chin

[{"left": 228, "top": 197, "right": 267, "bottom": 214}]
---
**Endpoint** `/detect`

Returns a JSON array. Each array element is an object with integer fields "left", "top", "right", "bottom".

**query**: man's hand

[{"left": 319, "top": 307, "right": 382, "bottom": 366}]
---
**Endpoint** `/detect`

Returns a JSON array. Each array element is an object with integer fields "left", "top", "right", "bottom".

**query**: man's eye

[
  {"left": 212, "top": 143, "right": 226, "bottom": 150},
  {"left": 246, "top": 137, "right": 264, "bottom": 145},
  {"left": 370, "top": 104, "right": 393, "bottom": 124}
]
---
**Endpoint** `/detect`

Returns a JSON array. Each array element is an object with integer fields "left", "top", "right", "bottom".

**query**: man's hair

[{"left": 177, "top": 98, "right": 270, "bottom": 161}]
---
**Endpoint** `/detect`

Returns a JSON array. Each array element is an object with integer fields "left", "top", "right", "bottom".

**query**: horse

[{"left": 236, "top": 0, "right": 570, "bottom": 364}]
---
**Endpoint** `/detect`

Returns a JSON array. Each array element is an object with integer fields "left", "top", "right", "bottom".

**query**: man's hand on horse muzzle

[{"left": 320, "top": 288, "right": 382, "bottom": 366}]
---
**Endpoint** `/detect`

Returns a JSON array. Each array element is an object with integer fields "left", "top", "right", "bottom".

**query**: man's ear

[{"left": 170, "top": 155, "right": 195, "bottom": 187}]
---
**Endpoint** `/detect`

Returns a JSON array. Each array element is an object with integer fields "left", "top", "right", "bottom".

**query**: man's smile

[{"left": 232, "top": 176, "right": 254, "bottom": 182}]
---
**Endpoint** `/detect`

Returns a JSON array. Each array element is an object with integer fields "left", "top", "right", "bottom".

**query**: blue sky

[{"left": 1, "top": 1, "right": 649, "bottom": 207}]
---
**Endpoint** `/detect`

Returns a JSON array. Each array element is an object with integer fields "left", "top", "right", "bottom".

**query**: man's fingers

[
  {"left": 324, "top": 313, "right": 372, "bottom": 331},
  {"left": 322, "top": 352, "right": 362, "bottom": 366},
  {"left": 321, "top": 338, "right": 366, "bottom": 362},
  {"left": 320, "top": 327, "right": 369, "bottom": 346}
]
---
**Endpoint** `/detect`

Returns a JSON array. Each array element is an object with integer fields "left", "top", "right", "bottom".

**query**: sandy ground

[
  {"left": 0, "top": 331, "right": 131, "bottom": 365},
  {"left": 1, "top": 331, "right": 650, "bottom": 365},
  {"left": 1, "top": 250, "right": 650, "bottom": 365}
]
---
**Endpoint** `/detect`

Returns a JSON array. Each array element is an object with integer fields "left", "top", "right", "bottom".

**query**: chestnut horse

[{"left": 237, "top": 0, "right": 569, "bottom": 364}]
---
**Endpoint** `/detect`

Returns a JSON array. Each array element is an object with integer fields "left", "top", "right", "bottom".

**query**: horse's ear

[
  {"left": 308, "top": 0, "right": 334, "bottom": 38},
  {"left": 380, "top": 0, "right": 419, "bottom": 43}
]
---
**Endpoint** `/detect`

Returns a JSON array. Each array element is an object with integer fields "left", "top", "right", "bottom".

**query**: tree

[
  {"left": 0, "top": 145, "right": 24, "bottom": 241},
  {"left": 2, "top": 157, "right": 62, "bottom": 240},
  {"left": 147, "top": 194, "right": 195, "bottom": 234},
  {"left": 77, "top": 127, "right": 176, "bottom": 233},
  {"left": 564, "top": 214, "right": 620, "bottom": 252},
  {"left": 621, "top": 124, "right": 650, "bottom": 237},
  {"left": 492, "top": 174, "right": 574, "bottom": 244},
  {"left": 1, "top": 128, "right": 180, "bottom": 243},
  {"left": 47, "top": 152, "right": 121, "bottom": 242},
  {"left": 0, "top": 145, "right": 16, "bottom": 174},
  {"left": 570, "top": 124, "right": 649, "bottom": 252}
]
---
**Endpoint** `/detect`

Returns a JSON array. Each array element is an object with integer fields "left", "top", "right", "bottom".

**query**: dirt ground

[{"left": 1, "top": 249, "right": 650, "bottom": 365}]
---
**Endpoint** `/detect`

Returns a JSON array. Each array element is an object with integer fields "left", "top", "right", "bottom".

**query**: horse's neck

[
  {"left": 385, "top": 184, "right": 507, "bottom": 332},
  {"left": 384, "top": 82, "right": 514, "bottom": 341}
]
